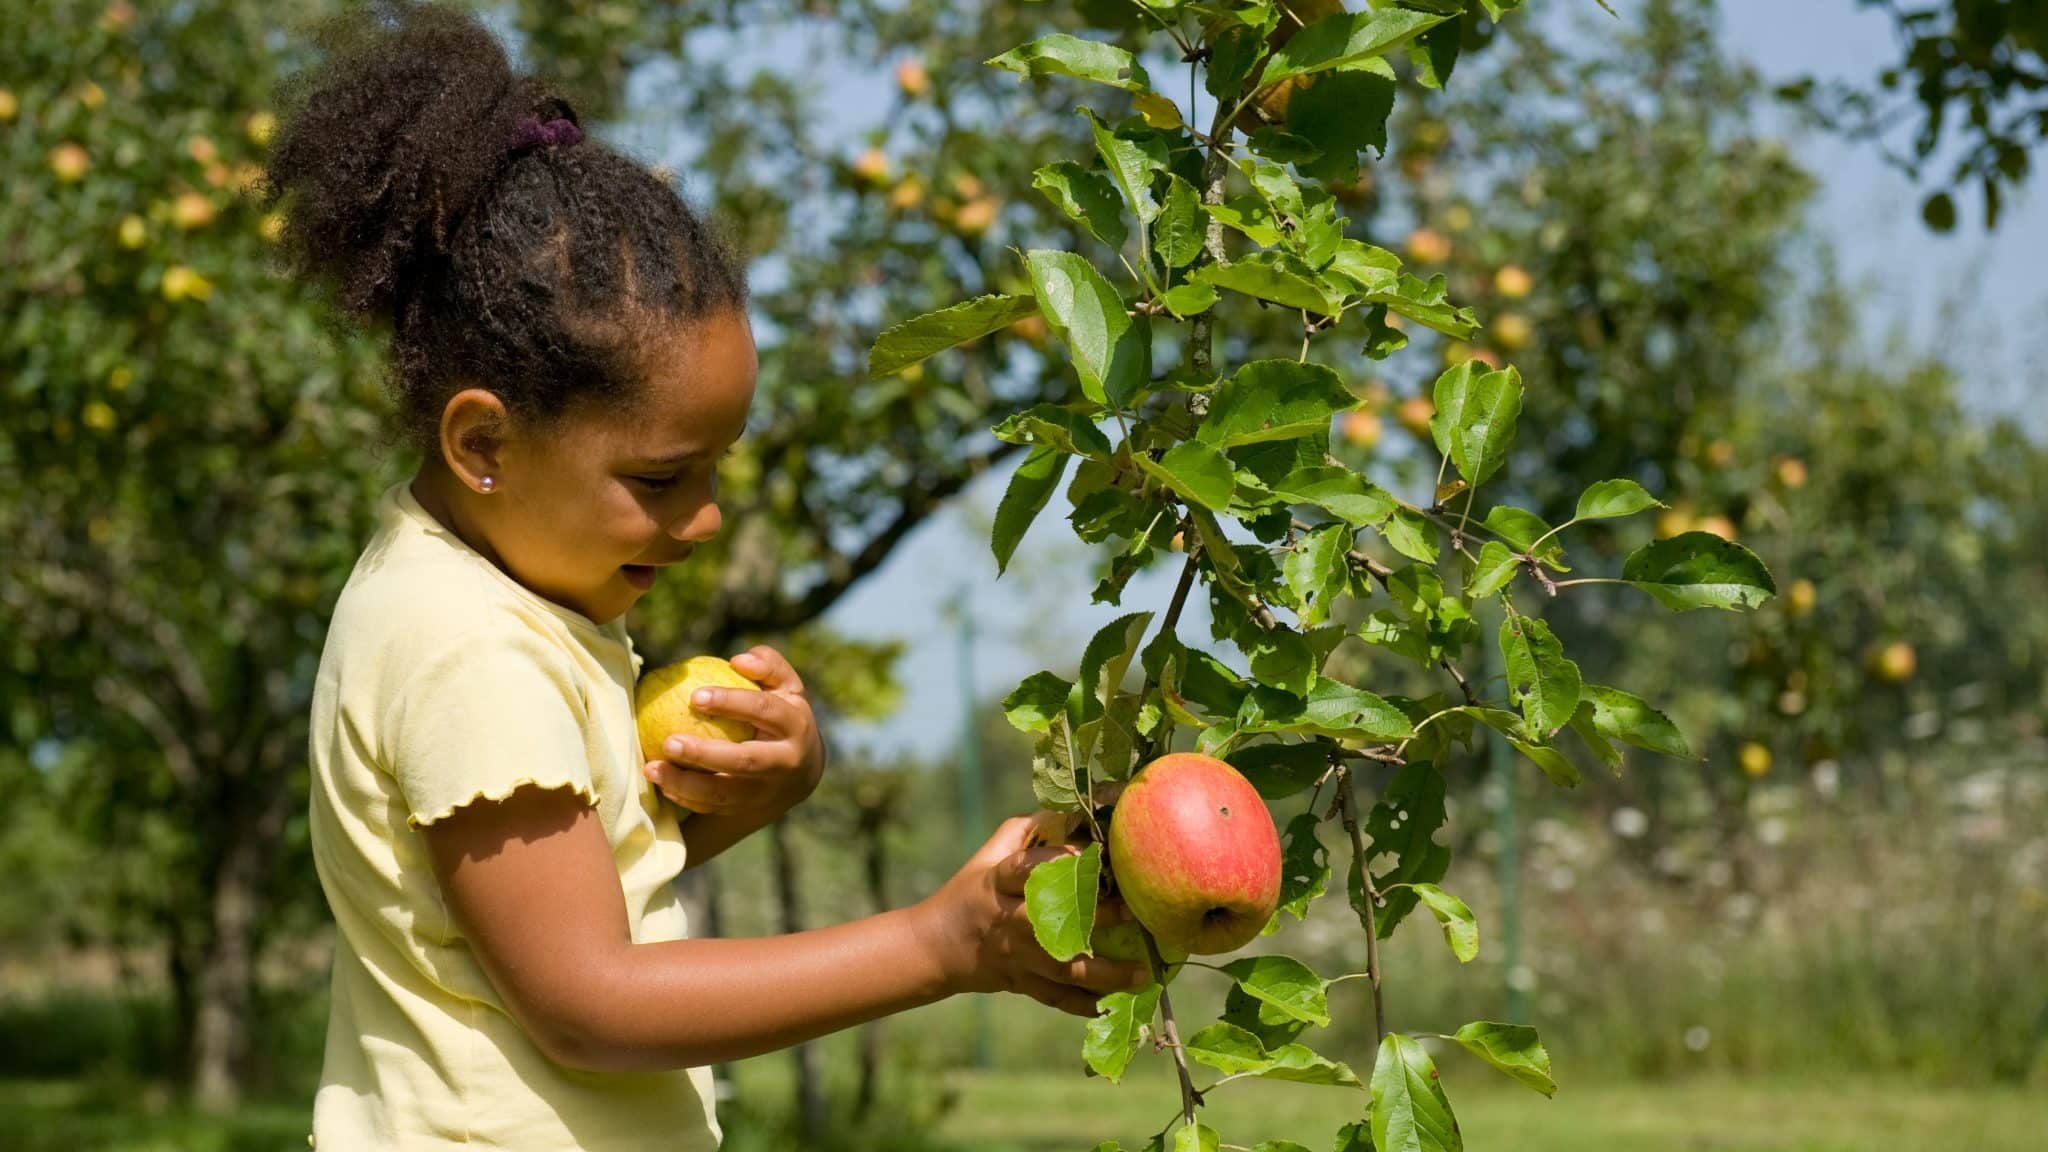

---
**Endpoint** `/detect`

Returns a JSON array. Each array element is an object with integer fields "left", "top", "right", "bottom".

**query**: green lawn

[
  {"left": 921, "top": 1069, "right": 2048, "bottom": 1152},
  {"left": 6, "top": 1071, "right": 2044, "bottom": 1152}
]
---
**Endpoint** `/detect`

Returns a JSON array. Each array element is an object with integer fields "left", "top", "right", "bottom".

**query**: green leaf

[
  {"left": 1266, "top": 9, "right": 1454, "bottom": 85},
  {"left": 1581, "top": 684, "right": 1693, "bottom": 758},
  {"left": 1084, "top": 984, "right": 1163, "bottom": 1082},
  {"left": 1222, "top": 954, "right": 1330, "bottom": 1026},
  {"left": 993, "top": 445, "right": 1069, "bottom": 575},
  {"left": 1380, "top": 507, "right": 1438, "bottom": 564},
  {"left": 1004, "top": 671, "right": 1074, "bottom": 734},
  {"left": 1227, "top": 740, "right": 1331, "bottom": 799},
  {"left": 1407, "top": 12, "right": 1465, "bottom": 89},
  {"left": 1023, "top": 842, "right": 1100, "bottom": 962},
  {"left": 1430, "top": 363, "right": 1523, "bottom": 489},
  {"left": 987, "top": 34, "right": 1150, "bottom": 92},
  {"left": 1410, "top": 883, "right": 1477, "bottom": 963},
  {"left": 1032, "top": 720, "right": 1084, "bottom": 809},
  {"left": 1221, "top": 978, "right": 1310, "bottom": 1050},
  {"left": 1174, "top": 1123, "right": 1220, "bottom": 1152},
  {"left": 1499, "top": 616, "right": 1582, "bottom": 736},
  {"left": 1072, "top": 611, "right": 1156, "bottom": 732},
  {"left": 1364, "top": 273, "right": 1480, "bottom": 339},
  {"left": 1156, "top": 174, "right": 1207, "bottom": 268},
  {"left": 1162, "top": 282, "right": 1220, "bottom": 318},
  {"left": 1274, "top": 466, "right": 1398, "bottom": 529},
  {"left": 1568, "top": 699, "right": 1622, "bottom": 770},
  {"left": 991, "top": 402, "right": 1114, "bottom": 460},
  {"left": 1283, "top": 524, "right": 1352, "bottom": 628},
  {"left": 1361, "top": 762, "right": 1449, "bottom": 936},
  {"left": 1258, "top": 1042, "right": 1363, "bottom": 1087},
  {"left": 1621, "top": 532, "right": 1778, "bottom": 611},
  {"left": 1467, "top": 541, "right": 1518, "bottom": 598},
  {"left": 1481, "top": 505, "right": 1565, "bottom": 568},
  {"left": 1192, "top": 252, "right": 1344, "bottom": 315},
  {"left": 1334, "top": 1122, "right": 1373, "bottom": 1152},
  {"left": 1573, "top": 478, "right": 1662, "bottom": 522},
  {"left": 1237, "top": 677, "right": 1414, "bottom": 742},
  {"left": 1033, "top": 161, "right": 1130, "bottom": 250},
  {"left": 869, "top": 293, "right": 1040, "bottom": 378},
  {"left": 1186, "top": 1021, "right": 1274, "bottom": 1075},
  {"left": 1025, "top": 249, "right": 1151, "bottom": 409},
  {"left": 1082, "top": 107, "right": 1167, "bottom": 226},
  {"left": 1200, "top": 361, "right": 1359, "bottom": 448},
  {"left": 1277, "top": 812, "right": 1331, "bottom": 920},
  {"left": 1136, "top": 440, "right": 1236, "bottom": 512},
  {"left": 1246, "top": 628, "right": 1316, "bottom": 697},
  {"left": 1505, "top": 734, "right": 1580, "bottom": 788},
  {"left": 1370, "top": 1033, "right": 1462, "bottom": 1152},
  {"left": 1451, "top": 1021, "right": 1556, "bottom": 1097}
]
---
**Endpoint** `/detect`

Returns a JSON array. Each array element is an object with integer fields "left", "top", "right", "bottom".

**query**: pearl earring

[{"left": 479, "top": 476, "right": 496, "bottom": 493}]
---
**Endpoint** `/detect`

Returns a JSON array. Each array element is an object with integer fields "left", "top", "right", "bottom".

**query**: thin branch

[
  {"left": 1147, "top": 929, "right": 1203, "bottom": 1130},
  {"left": 1335, "top": 762, "right": 1387, "bottom": 1046}
]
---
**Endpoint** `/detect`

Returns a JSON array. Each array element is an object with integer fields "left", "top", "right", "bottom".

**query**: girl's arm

[{"left": 421, "top": 783, "right": 1148, "bottom": 1073}]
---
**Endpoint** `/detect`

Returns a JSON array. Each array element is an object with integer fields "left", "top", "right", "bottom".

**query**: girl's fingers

[
  {"left": 642, "top": 761, "right": 764, "bottom": 813},
  {"left": 1043, "top": 952, "right": 1152, "bottom": 994},
  {"left": 1010, "top": 971, "right": 1104, "bottom": 1019},
  {"left": 990, "top": 845, "right": 1083, "bottom": 897},
  {"left": 661, "top": 731, "right": 800, "bottom": 775},
  {"left": 730, "top": 645, "right": 804, "bottom": 693},
  {"left": 684, "top": 687, "right": 802, "bottom": 739}
]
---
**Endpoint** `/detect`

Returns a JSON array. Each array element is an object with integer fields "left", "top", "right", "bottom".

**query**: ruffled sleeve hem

[{"left": 406, "top": 777, "right": 600, "bottom": 829}]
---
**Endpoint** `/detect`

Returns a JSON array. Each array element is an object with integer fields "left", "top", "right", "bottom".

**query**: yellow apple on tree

[
  {"left": 1107, "top": 753, "right": 1281, "bottom": 955},
  {"left": 1395, "top": 395, "right": 1435, "bottom": 437},
  {"left": 635, "top": 655, "right": 764, "bottom": 760},
  {"left": 1785, "top": 578, "right": 1817, "bottom": 617},
  {"left": 1494, "top": 263, "right": 1534, "bottom": 299},
  {"left": 1738, "top": 741, "right": 1772, "bottom": 778},
  {"left": 1870, "top": 641, "right": 1917, "bottom": 684}
]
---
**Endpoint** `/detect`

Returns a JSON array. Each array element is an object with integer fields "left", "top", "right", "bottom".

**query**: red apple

[{"left": 1107, "top": 753, "right": 1281, "bottom": 955}]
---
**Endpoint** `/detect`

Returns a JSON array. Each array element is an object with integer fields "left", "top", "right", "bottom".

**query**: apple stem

[
  {"left": 1145, "top": 930, "right": 1202, "bottom": 1128},
  {"left": 1335, "top": 763, "right": 1388, "bottom": 1046}
]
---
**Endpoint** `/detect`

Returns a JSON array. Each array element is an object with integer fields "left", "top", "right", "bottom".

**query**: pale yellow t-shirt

[{"left": 306, "top": 479, "right": 720, "bottom": 1150}]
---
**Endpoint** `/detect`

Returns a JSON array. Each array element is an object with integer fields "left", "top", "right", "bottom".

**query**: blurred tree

[
  {"left": 0, "top": 0, "right": 1222, "bottom": 1112},
  {"left": 1786, "top": 0, "right": 2048, "bottom": 230},
  {"left": 1373, "top": 0, "right": 2048, "bottom": 878}
]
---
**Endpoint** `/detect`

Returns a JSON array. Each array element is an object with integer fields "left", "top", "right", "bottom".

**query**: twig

[
  {"left": 1147, "top": 930, "right": 1202, "bottom": 1128},
  {"left": 1335, "top": 762, "right": 1387, "bottom": 1045}
]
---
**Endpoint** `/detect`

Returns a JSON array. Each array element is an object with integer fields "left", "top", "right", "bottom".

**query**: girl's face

[{"left": 436, "top": 309, "right": 759, "bottom": 625}]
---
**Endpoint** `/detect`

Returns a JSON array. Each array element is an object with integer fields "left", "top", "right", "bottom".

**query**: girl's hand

[
  {"left": 642, "top": 645, "right": 826, "bottom": 820},
  {"left": 912, "top": 816, "right": 1152, "bottom": 1016}
]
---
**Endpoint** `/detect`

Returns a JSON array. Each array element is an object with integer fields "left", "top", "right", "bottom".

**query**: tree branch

[{"left": 723, "top": 439, "right": 1028, "bottom": 639}]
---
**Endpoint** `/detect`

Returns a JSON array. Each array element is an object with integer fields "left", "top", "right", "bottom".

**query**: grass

[
  {"left": 744, "top": 1065, "right": 2048, "bottom": 1152},
  {"left": 5, "top": 1068, "right": 2045, "bottom": 1152}
]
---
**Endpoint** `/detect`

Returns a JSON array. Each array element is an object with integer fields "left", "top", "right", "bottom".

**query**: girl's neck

[{"left": 409, "top": 462, "right": 508, "bottom": 573}]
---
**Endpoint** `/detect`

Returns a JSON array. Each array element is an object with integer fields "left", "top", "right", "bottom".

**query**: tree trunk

[
  {"left": 191, "top": 764, "right": 292, "bottom": 1112},
  {"left": 768, "top": 819, "right": 828, "bottom": 1141}
]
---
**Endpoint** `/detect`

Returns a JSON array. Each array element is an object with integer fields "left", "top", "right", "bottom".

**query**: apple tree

[{"left": 868, "top": 2, "right": 1776, "bottom": 1148}]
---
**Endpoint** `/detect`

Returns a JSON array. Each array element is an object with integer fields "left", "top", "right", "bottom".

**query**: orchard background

[{"left": 2, "top": 1, "right": 2045, "bottom": 1150}]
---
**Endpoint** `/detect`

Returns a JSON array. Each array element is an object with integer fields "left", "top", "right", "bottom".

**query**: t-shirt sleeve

[{"left": 381, "top": 622, "right": 599, "bottom": 828}]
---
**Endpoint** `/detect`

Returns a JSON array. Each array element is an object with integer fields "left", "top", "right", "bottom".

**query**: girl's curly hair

[{"left": 265, "top": 0, "right": 749, "bottom": 455}]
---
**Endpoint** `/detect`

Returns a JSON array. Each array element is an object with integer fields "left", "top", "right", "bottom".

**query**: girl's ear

[{"left": 438, "top": 387, "right": 511, "bottom": 492}]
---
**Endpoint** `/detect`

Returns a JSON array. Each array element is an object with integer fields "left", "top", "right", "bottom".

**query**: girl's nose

[{"left": 675, "top": 501, "right": 721, "bottom": 545}]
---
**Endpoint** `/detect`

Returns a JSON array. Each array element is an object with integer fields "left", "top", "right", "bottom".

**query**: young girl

[{"left": 273, "top": 5, "right": 1148, "bottom": 1148}]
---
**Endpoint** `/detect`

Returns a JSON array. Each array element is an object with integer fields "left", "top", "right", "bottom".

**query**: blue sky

[{"left": 807, "top": 0, "right": 2048, "bottom": 764}]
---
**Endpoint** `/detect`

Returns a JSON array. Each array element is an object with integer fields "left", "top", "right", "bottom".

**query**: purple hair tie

[{"left": 510, "top": 114, "right": 583, "bottom": 153}]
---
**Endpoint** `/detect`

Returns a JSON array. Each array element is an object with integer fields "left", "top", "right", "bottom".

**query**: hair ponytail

[{"left": 265, "top": 0, "right": 748, "bottom": 454}]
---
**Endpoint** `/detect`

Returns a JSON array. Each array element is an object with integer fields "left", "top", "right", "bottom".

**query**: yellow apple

[
  {"left": 1493, "top": 312, "right": 1533, "bottom": 351},
  {"left": 635, "top": 655, "right": 763, "bottom": 759},
  {"left": 1341, "top": 410, "right": 1382, "bottom": 449},
  {"left": 895, "top": 57, "right": 930, "bottom": 98},
  {"left": 1786, "top": 578, "right": 1816, "bottom": 617},
  {"left": 1494, "top": 264, "right": 1533, "bottom": 299},
  {"left": 1870, "top": 641, "right": 1916, "bottom": 684},
  {"left": 1395, "top": 395, "right": 1435, "bottom": 437},
  {"left": 1738, "top": 742, "right": 1772, "bottom": 778}
]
